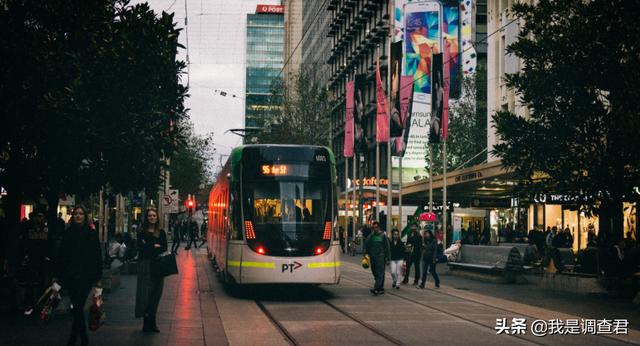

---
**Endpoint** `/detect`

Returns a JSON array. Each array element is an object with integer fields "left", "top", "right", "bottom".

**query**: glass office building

[{"left": 245, "top": 10, "right": 284, "bottom": 129}]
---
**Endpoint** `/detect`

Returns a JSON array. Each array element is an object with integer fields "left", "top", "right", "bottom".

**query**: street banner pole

[
  {"left": 375, "top": 46, "right": 380, "bottom": 223},
  {"left": 443, "top": 141, "right": 447, "bottom": 249},
  {"left": 386, "top": 0, "right": 394, "bottom": 234},
  {"left": 345, "top": 159, "right": 349, "bottom": 247},
  {"left": 429, "top": 145, "right": 433, "bottom": 213},
  {"left": 352, "top": 155, "right": 357, "bottom": 238},
  {"left": 399, "top": 157, "right": 403, "bottom": 231}
]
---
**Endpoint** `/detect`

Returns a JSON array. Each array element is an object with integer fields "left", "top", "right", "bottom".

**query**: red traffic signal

[{"left": 186, "top": 199, "right": 194, "bottom": 208}]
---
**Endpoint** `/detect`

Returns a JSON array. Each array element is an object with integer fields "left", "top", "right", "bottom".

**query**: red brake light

[
  {"left": 257, "top": 246, "right": 266, "bottom": 255},
  {"left": 323, "top": 221, "right": 332, "bottom": 240},
  {"left": 315, "top": 247, "right": 324, "bottom": 255},
  {"left": 245, "top": 221, "right": 256, "bottom": 240}
]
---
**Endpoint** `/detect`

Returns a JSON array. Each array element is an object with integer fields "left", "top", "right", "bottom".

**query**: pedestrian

[
  {"left": 402, "top": 224, "right": 422, "bottom": 285},
  {"left": 419, "top": 229, "right": 440, "bottom": 289},
  {"left": 171, "top": 219, "right": 181, "bottom": 255},
  {"left": 54, "top": 205, "right": 102, "bottom": 346},
  {"left": 338, "top": 226, "right": 345, "bottom": 254},
  {"left": 198, "top": 220, "right": 208, "bottom": 248},
  {"left": 364, "top": 221, "right": 390, "bottom": 295},
  {"left": 184, "top": 218, "right": 198, "bottom": 250},
  {"left": 389, "top": 229, "right": 405, "bottom": 289},
  {"left": 135, "top": 208, "right": 168, "bottom": 333}
]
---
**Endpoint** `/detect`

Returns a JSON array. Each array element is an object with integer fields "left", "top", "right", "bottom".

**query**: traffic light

[{"left": 185, "top": 195, "right": 195, "bottom": 215}]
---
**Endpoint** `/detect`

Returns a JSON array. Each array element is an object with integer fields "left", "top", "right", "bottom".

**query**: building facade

[
  {"left": 283, "top": 0, "right": 303, "bottom": 84},
  {"left": 301, "top": 1, "right": 332, "bottom": 84},
  {"left": 245, "top": 6, "right": 285, "bottom": 129}
]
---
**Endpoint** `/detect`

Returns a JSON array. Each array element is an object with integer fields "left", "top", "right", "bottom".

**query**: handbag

[{"left": 151, "top": 254, "right": 179, "bottom": 277}]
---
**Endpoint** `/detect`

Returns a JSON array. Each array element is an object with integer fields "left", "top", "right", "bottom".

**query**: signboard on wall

[{"left": 256, "top": 5, "right": 284, "bottom": 14}]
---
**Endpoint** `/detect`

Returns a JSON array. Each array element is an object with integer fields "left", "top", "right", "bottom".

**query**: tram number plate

[{"left": 282, "top": 261, "right": 302, "bottom": 273}]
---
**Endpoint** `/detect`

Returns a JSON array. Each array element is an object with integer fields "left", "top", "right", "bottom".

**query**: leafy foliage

[
  {"left": 0, "top": 0, "right": 188, "bottom": 200},
  {"left": 170, "top": 124, "right": 216, "bottom": 195},
  {"left": 256, "top": 66, "right": 334, "bottom": 147},
  {"left": 491, "top": 0, "right": 640, "bottom": 240}
]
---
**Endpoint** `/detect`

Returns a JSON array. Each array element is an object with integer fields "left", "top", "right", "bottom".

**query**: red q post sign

[{"left": 256, "top": 5, "right": 284, "bottom": 14}]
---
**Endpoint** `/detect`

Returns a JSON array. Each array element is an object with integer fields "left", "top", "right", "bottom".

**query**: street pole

[
  {"left": 358, "top": 154, "right": 364, "bottom": 228},
  {"left": 399, "top": 157, "right": 403, "bottom": 232},
  {"left": 429, "top": 144, "right": 433, "bottom": 213},
  {"left": 376, "top": 144, "right": 380, "bottom": 222},
  {"left": 352, "top": 155, "right": 357, "bottom": 238},
  {"left": 345, "top": 159, "right": 349, "bottom": 247},
  {"left": 386, "top": 0, "right": 394, "bottom": 234},
  {"left": 443, "top": 141, "right": 448, "bottom": 248}
]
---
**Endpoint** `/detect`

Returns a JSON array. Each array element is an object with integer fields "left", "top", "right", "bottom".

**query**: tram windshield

[{"left": 244, "top": 180, "right": 331, "bottom": 256}]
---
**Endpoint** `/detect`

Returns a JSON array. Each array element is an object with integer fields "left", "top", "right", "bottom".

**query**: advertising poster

[
  {"left": 443, "top": 3, "right": 461, "bottom": 98},
  {"left": 430, "top": 52, "right": 444, "bottom": 143},
  {"left": 354, "top": 74, "right": 367, "bottom": 153},
  {"left": 344, "top": 80, "right": 354, "bottom": 158}
]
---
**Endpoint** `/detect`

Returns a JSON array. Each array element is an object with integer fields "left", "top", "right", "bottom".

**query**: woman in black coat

[
  {"left": 135, "top": 208, "right": 168, "bottom": 333},
  {"left": 54, "top": 205, "right": 102, "bottom": 346}
]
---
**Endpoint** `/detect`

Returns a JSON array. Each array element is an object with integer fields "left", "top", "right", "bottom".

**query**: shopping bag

[
  {"left": 151, "top": 254, "right": 179, "bottom": 277},
  {"left": 401, "top": 260, "right": 407, "bottom": 277},
  {"left": 361, "top": 255, "right": 370, "bottom": 269},
  {"left": 39, "top": 284, "right": 61, "bottom": 322},
  {"left": 88, "top": 288, "right": 105, "bottom": 331}
]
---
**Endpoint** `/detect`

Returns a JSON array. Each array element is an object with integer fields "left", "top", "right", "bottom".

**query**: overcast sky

[{"left": 135, "top": 0, "right": 280, "bottom": 174}]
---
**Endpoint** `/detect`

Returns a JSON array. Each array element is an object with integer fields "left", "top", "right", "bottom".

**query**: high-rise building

[
  {"left": 245, "top": 5, "right": 285, "bottom": 130},
  {"left": 301, "top": 1, "right": 332, "bottom": 84},
  {"left": 283, "top": 0, "right": 303, "bottom": 84}
]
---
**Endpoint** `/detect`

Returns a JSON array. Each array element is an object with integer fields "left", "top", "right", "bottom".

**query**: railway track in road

[
  {"left": 256, "top": 298, "right": 404, "bottom": 346},
  {"left": 340, "top": 262, "right": 638, "bottom": 346}
]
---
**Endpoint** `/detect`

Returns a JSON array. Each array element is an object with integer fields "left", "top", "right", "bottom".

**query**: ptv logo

[{"left": 282, "top": 261, "right": 302, "bottom": 273}]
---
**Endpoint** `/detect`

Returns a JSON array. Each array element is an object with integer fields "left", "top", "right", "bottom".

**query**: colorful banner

[
  {"left": 460, "top": 0, "right": 477, "bottom": 76},
  {"left": 390, "top": 41, "right": 404, "bottom": 139},
  {"left": 344, "top": 80, "right": 355, "bottom": 158},
  {"left": 430, "top": 53, "right": 444, "bottom": 143},
  {"left": 443, "top": 40, "right": 451, "bottom": 140},
  {"left": 394, "top": 76, "right": 414, "bottom": 156},
  {"left": 376, "top": 57, "right": 389, "bottom": 143},
  {"left": 443, "top": 3, "right": 461, "bottom": 99},
  {"left": 405, "top": 7, "right": 440, "bottom": 96},
  {"left": 354, "top": 74, "right": 367, "bottom": 153}
]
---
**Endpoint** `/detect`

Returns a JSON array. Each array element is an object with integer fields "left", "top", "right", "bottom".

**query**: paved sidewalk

[{"left": 0, "top": 246, "right": 228, "bottom": 346}]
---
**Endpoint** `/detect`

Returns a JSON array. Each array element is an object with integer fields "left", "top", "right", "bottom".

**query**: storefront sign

[
  {"left": 471, "top": 198, "right": 511, "bottom": 208},
  {"left": 454, "top": 171, "right": 483, "bottom": 183},
  {"left": 532, "top": 194, "right": 591, "bottom": 204},
  {"left": 256, "top": 5, "right": 284, "bottom": 14},
  {"left": 353, "top": 177, "right": 389, "bottom": 186}
]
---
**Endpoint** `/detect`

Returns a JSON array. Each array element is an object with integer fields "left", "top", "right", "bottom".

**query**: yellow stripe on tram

[
  {"left": 308, "top": 261, "right": 341, "bottom": 269},
  {"left": 227, "top": 260, "right": 275, "bottom": 269}
]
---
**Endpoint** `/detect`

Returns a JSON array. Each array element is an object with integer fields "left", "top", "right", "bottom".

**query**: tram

[{"left": 207, "top": 145, "right": 340, "bottom": 284}]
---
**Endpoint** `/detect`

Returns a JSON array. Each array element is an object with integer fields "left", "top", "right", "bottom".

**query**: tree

[
  {"left": 170, "top": 124, "right": 216, "bottom": 196},
  {"left": 425, "top": 69, "right": 487, "bottom": 176},
  {"left": 0, "top": 0, "right": 188, "bottom": 248},
  {"left": 256, "top": 66, "right": 334, "bottom": 147},
  {"left": 491, "top": 0, "right": 640, "bottom": 242}
]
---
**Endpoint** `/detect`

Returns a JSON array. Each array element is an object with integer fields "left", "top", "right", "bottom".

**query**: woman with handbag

[
  {"left": 53, "top": 205, "right": 102, "bottom": 346},
  {"left": 135, "top": 208, "right": 167, "bottom": 333}
]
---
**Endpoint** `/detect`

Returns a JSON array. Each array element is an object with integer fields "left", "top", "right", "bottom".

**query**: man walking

[
  {"left": 171, "top": 219, "right": 181, "bottom": 254},
  {"left": 402, "top": 224, "right": 422, "bottom": 285},
  {"left": 364, "top": 221, "right": 390, "bottom": 295},
  {"left": 184, "top": 218, "right": 198, "bottom": 250}
]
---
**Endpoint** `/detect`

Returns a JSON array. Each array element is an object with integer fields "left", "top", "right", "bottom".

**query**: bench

[
  {"left": 498, "top": 243, "right": 529, "bottom": 256},
  {"left": 448, "top": 245, "right": 523, "bottom": 272}
]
